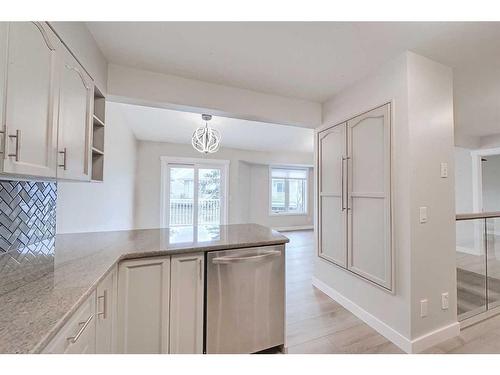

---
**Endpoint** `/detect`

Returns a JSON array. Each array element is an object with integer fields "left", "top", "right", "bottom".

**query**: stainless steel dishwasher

[{"left": 205, "top": 245, "right": 285, "bottom": 354}]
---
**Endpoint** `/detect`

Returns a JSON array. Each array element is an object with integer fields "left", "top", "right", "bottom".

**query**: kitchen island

[{"left": 0, "top": 224, "right": 288, "bottom": 354}]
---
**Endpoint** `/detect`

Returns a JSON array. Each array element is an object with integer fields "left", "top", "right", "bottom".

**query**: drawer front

[{"left": 42, "top": 291, "right": 96, "bottom": 354}]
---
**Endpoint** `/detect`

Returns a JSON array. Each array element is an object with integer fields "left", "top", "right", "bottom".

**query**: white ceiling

[
  {"left": 111, "top": 102, "right": 314, "bottom": 153},
  {"left": 88, "top": 22, "right": 500, "bottom": 138}
]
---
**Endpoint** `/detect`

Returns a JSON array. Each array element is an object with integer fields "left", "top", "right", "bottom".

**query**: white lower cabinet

[
  {"left": 42, "top": 292, "right": 96, "bottom": 354},
  {"left": 169, "top": 253, "right": 204, "bottom": 354},
  {"left": 116, "top": 256, "right": 171, "bottom": 354},
  {"left": 96, "top": 268, "right": 116, "bottom": 353},
  {"left": 42, "top": 253, "right": 205, "bottom": 354}
]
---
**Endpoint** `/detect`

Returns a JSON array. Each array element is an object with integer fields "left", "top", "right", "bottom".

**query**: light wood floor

[
  {"left": 282, "top": 230, "right": 500, "bottom": 354},
  {"left": 283, "top": 230, "right": 402, "bottom": 354}
]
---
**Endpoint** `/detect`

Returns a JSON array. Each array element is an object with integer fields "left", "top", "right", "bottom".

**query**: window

[
  {"left": 161, "top": 157, "right": 229, "bottom": 227},
  {"left": 270, "top": 167, "right": 308, "bottom": 215}
]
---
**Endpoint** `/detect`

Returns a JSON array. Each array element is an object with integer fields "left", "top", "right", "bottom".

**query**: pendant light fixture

[{"left": 192, "top": 114, "right": 221, "bottom": 154}]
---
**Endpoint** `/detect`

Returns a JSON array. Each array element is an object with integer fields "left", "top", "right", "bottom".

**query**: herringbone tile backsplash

[{"left": 0, "top": 181, "right": 56, "bottom": 253}]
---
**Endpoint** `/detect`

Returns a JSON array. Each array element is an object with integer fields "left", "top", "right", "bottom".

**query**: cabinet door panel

[
  {"left": 3, "top": 22, "right": 58, "bottom": 177},
  {"left": 320, "top": 195, "right": 346, "bottom": 266},
  {"left": 318, "top": 124, "right": 347, "bottom": 267},
  {"left": 96, "top": 268, "right": 116, "bottom": 353},
  {"left": 117, "top": 257, "right": 170, "bottom": 354},
  {"left": 0, "top": 23, "right": 7, "bottom": 169},
  {"left": 170, "top": 253, "right": 204, "bottom": 354},
  {"left": 350, "top": 197, "right": 389, "bottom": 285},
  {"left": 57, "top": 46, "right": 92, "bottom": 180},
  {"left": 347, "top": 104, "right": 392, "bottom": 289}
]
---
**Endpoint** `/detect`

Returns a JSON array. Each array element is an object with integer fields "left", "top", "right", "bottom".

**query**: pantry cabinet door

[
  {"left": 347, "top": 103, "right": 392, "bottom": 290},
  {"left": 317, "top": 123, "right": 348, "bottom": 267},
  {"left": 170, "top": 253, "right": 204, "bottom": 354},
  {"left": 116, "top": 257, "right": 170, "bottom": 354},
  {"left": 57, "top": 44, "right": 93, "bottom": 181},
  {"left": 3, "top": 22, "right": 58, "bottom": 178}
]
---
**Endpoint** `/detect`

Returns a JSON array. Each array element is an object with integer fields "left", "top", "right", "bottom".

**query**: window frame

[
  {"left": 160, "top": 156, "right": 230, "bottom": 228},
  {"left": 269, "top": 166, "right": 309, "bottom": 216}
]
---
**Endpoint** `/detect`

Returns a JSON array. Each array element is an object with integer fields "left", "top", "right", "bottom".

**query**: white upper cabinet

[
  {"left": 0, "top": 23, "right": 7, "bottom": 170},
  {"left": 2, "top": 22, "right": 59, "bottom": 178},
  {"left": 0, "top": 22, "right": 100, "bottom": 181},
  {"left": 56, "top": 43, "right": 93, "bottom": 181}
]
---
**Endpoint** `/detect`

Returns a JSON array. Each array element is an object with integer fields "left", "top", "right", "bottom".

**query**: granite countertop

[{"left": 0, "top": 224, "right": 288, "bottom": 354}]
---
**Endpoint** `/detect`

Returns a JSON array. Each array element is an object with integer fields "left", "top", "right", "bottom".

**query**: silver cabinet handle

[
  {"left": 341, "top": 156, "right": 350, "bottom": 212},
  {"left": 341, "top": 156, "right": 345, "bottom": 211},
  {"left": 67, "top": 314, "right": 93, "bottom": 344},
  {"left": 8, "top": 130, "right": 20, "bottom": 161},
  {"left": 0, "top": 129, "right": 4, "bottom": 154},
  {"left": 212, "top": 250, "right": 281, "bottom": 264},
  {"left": 97, "top": 291, "right": 107, "bottom": 319},
  {"left": 58, "top": 148, "right": 67, "bottom": 170},
  {"left": 199, "top": 259, "right": 202, "bottom": 281}
]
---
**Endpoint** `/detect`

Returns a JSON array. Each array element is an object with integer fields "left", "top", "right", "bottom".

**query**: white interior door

[
  {"left": 317, "top": 123, "right": 348, "bottom": 267},
  {"left": 3, "top": 22, "right": 58, "bottom": 177},
  {"left": 347, "top": 104, "right": 392, "bottom": 289},
  {"left": 165, "top": 161, "right": 227, "bottom": 227}
]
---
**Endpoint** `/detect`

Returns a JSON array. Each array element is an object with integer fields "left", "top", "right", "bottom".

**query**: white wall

[
  {"left": 406, "top": 52, "right": 456, "bottom": 340},
  {"left": 56, "top": 103, "right": 138, "bottom": 234},
  {"left": 482, "top": 154, "right": 500, "bottom": 212},
  {"left": 107, "top": 64, "right": 321, "bottom": 129},
  {"left": 455, "top": 147, "right": 474, "bottom": 214},
  {"left": 315, "top": 51, "right": 457, "bottom": 352},
  {"left": 316, "top": 52, "right": 412, "bottom": 340},
  {"left": 49, "top": 22, "right": 107, "bottom": 93},
  {"left": 133, "top": 141, "right": 313, "bottom": 230},
  {"left": 480, "top": 133, "right": 500, "bottom": 149}
]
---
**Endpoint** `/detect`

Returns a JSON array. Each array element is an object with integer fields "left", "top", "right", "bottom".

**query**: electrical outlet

[
  {"left": 420, "top": 299, "right": 428, "bottom": 317},
  {"left": 442, "top": 292, "right": 449, "bottom": 310}
]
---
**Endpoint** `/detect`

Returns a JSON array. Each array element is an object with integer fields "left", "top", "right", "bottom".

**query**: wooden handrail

[{"left": 456, "top": 212, "right": 500, "bottom": 221}]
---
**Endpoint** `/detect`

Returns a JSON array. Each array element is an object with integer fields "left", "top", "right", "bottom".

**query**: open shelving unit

[{"left": 91, "top": 86, "right": 105, "bottom": 182}]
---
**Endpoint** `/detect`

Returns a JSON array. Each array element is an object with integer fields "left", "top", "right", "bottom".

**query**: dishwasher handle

[{"left": 212, "top": 250, "right": 281, "bottom": 264}]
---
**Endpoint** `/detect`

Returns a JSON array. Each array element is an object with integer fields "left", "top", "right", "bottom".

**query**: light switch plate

[
  {"left": 440, "top": 162, "right": 448, "bottom": 178},
  {"left": 419, "top": 207, "right": 428, "bottom": 224},
  {"left": 421, "top": 299, "right": 428, "bottom": 317},
  {"left": 442, "top": 292, "right": 449, "bottom": 310}
]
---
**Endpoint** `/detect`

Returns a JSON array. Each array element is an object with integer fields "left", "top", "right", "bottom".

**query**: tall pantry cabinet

[{"left": 316, "top": 103, "right": 393, "bottom": 291}]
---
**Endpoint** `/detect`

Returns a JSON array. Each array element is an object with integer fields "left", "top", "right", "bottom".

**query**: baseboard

[
  {"left": 411, "top": 322, "right": 460, "bottom": 353},
  {"left": 273, "top": 225, "right": 313, "bottom": 232},
  {"left": 312, "top": 276, "right": 460, "bottom": 353}
]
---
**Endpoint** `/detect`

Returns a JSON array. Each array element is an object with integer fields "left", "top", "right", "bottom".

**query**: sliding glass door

[{"left": 165, "top": 162, "right": 226, "bottom": 227}]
